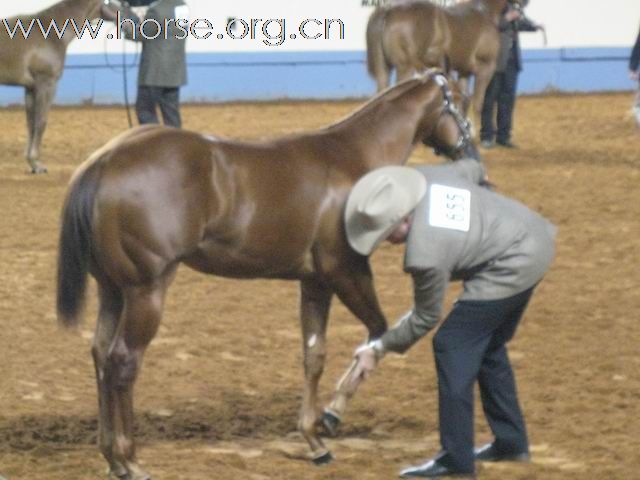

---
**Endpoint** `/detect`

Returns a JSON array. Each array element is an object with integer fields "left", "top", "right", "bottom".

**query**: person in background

[
  {"left": 107, "top": 0, "right": 189, "bottom": 128},
  {"left": 344, "top": 159, "right": 556, "bottom": 478},
  {"left": 629, "top": 22, "right": 640, "bottom": 128},
  {"left": 480, "top": 1, "right": 539, "bottom": 149}
]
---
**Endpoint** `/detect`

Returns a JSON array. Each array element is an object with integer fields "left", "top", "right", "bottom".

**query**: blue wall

[{"left": 0, "top": 47, "right": 635, "bottom": 106}]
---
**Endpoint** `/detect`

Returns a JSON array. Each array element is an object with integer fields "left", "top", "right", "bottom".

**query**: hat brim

[{"left": 345, "top": 167, "right": 427, "bottom": 256}]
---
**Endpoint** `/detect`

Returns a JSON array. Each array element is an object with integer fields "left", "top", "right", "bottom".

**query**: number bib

[{"left": 428, "top": 184, "right": 471, "bottom": 232}]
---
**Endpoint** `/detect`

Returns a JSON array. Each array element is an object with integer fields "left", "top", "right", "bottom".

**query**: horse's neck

[
  {"left": 334, "top": 81, "right": 433, "bottom": 173},
  {"left": 43, "top": 0, "right": 101, "bottom": 45}
]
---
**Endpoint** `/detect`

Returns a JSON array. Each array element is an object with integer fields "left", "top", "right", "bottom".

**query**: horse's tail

[
  {"left": 366, "top": 7, "right": 391, "bottom": 90},
  {"left": 56, "top": 162, "right": 101, "bottom": 328}
]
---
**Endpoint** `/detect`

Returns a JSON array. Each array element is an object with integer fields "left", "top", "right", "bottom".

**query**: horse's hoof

[
  {"left": 30, "top": 165, "right": 48, "bottom": 174},
  {"left": 321, "top": 409, "right": 341, "bottom": 437},
  {"left": 312, "top": 450, "right": 334, "bottom": 465},
  {"left": 107, "top": 469, "right": 130, "bottom": 480}
]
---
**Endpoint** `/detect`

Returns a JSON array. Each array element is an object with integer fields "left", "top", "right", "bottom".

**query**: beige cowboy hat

[{"left": 345, "top": 166, "right": 427, "bottom": 256}]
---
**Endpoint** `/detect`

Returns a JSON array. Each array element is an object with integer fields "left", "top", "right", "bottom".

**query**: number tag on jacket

[{"left": 428, "top": 184, "right": 471, "bottom": 232}]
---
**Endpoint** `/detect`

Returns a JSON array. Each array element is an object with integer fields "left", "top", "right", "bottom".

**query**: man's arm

[
  {"left": 349, "top": 268, "right": 449, "bottom": 383},
  {"left": 101, "top": 4, "right": 143, "bottom": 41},
  {"left": 378, "top": 268, "right": 449, "bottom": 354},
  {"left": 516, "top": 15, "right": 539, "bottom": 33},
  {"left": 445, "top": 159, "right": 487, "bottom": 185},
  {"left": 629, "top": 26, "right": 640, "bottom": 78}
]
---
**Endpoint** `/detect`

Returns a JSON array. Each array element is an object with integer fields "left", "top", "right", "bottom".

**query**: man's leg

[
  {"left": 496, "top": 59, "right": 519, "bottom": 145},
  {"left": 136, "top": 86, "right": 160, "bottom": 125},
  {"left": 432, "top": 300, "right": 507, "bottom": 473},
  {"left": 159, "top": 87, "right": 182, "bottom": 128},
  {"left": 478, "top": 288, "right": 534, "bottom": 456},
  {"left": 633, "top": 83, "right": 640, "bottom": 128}
]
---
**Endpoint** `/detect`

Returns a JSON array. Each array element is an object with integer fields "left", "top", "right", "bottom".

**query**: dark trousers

[
  {"left": 480, "top": 58, "right": 519, "bottom": 144},
  {"left": 432, "top": 287, "right": 534, "bottom": 473},
  {"left": 136, "top": 86, "right": 182, "bottom": 128}
]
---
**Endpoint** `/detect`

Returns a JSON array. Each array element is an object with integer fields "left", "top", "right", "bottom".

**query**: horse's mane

[{"left": 322, "top": 76, "right": 430, "bottom": 132}]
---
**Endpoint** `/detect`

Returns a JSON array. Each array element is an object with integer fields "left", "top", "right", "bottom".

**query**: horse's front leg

[
  {"left": 322, "top": 256, "right": 387, "bottom": 437},
  {"left": 298, "top": 278, "right": 334, "bottom": 464}
]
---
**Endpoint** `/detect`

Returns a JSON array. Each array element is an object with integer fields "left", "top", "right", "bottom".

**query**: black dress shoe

[
  {"left": 399, "top": 459, "right": 475, "bottom": 478},
  {"left": 474, "top": 443, "right": 530, "bottom": 463},
  {"left": 496, "top": 139, "right": 518, "bottom": 149}
]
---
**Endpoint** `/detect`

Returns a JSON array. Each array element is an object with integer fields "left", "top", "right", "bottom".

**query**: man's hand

[
  {"left": 349, "top": 340, "right": 385, "bottom": 388},
  {"left": 630, "top": 70, "right": 639, "bottom": 82},
  {"left": 504, "top": 9, "right": 521, "bottom": 22}
]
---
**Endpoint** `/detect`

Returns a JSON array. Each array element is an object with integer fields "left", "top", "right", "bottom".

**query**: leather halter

[{"left": 426, "top": 71, "right": 474, "bottom": 159}]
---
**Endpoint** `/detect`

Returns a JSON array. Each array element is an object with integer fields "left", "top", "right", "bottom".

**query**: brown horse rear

[{"left": 366, "top": 0, "right": 510, "bottom": 127}]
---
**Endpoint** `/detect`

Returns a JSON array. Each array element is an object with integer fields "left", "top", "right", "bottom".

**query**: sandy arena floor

[{"left": 0, "top": 92, "right": 639, "bottom": 479}]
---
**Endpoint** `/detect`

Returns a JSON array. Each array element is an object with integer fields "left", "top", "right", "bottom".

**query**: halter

[{"left": 426, "top": 71, "right": 474, "bottom": 159}]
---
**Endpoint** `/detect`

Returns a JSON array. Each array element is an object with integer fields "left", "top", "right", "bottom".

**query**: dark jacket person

[
  {"left": 480, "top": 1, "right": 538, "bottom": 148},
  {"left": 118, "top": 0, "right": 189, "bottom": 127},
  {"left": 629, "top": 22, "right": 640, "bottom": 127}
]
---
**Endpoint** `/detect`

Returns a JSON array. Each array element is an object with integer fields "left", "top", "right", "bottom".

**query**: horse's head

[
  {"left": 415, "top": 71, "right": 480, "bottom": 161},
  {"left": 98, "top": 0, "right": 133, "bottom": 22}
]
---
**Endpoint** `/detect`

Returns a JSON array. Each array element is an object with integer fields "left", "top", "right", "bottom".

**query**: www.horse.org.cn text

[{"left": 1, "top": 15, "right": 346, "bottom": 47}]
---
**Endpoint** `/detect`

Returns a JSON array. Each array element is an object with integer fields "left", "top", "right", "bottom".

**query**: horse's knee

[{"left": 105, "top": 342, "right": 140, "bottom": 390}]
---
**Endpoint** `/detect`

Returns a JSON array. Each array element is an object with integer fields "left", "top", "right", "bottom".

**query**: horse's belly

[{"left": 183, "top": 239, "right": 315, "bottom": 280}]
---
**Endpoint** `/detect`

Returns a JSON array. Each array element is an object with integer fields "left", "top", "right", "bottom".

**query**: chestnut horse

[
  {"left": 0, "top": 0, "right": 119, "bottom": 173},
  {"left": 367, "top": 0, "right": 521, "bottom": 127},
  {"left": 56, "top": 72, "right": 476, "bottom": 480}
]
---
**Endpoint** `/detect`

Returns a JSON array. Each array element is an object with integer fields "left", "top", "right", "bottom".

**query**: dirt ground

[{"left": 0, "top": 92, "right": 639, "bottom": 480}]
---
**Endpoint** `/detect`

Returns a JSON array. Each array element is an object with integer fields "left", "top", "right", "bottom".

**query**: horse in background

[
  {"left": 366, "top": 0, "right": 522, "bottom": 128},
  {"left": 0, "top": 0, "right": 119, "bottom": 173},
  {"left": 56, "top": 71, "right": 477, "bottom": 480}
]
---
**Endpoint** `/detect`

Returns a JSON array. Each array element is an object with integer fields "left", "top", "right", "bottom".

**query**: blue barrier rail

[{"left": 0, "top": 47, "right": 635, "bottom": 106}]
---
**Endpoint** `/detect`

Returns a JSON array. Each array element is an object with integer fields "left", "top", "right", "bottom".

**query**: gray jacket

[
  {"left": 380, "top": 160, "right": 556, "bottom": 354},
  {"left": 134, "top": 0, "right": 188, "bottom": 87}
]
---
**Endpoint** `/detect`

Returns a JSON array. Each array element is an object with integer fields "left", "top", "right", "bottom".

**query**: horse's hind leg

[
  {"left": 102, "top": 270, "right": 175, "bottom": 480},
  {"left": 298, "top": 278, "right": 334, "bottom": 463},
  {"left": 92, "top": 281, "right": 127, "bottom": 478},
  {"left": 26, "top": 79, "right": 57, "bottom": 174},
  {"left": 24, "top": 88, "right": 36, "bottom": 168}
]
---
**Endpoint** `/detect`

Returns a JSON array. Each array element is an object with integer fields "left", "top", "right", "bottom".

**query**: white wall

[{"left": 2, "top": 0, "right": 639, "bottom": 54}]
